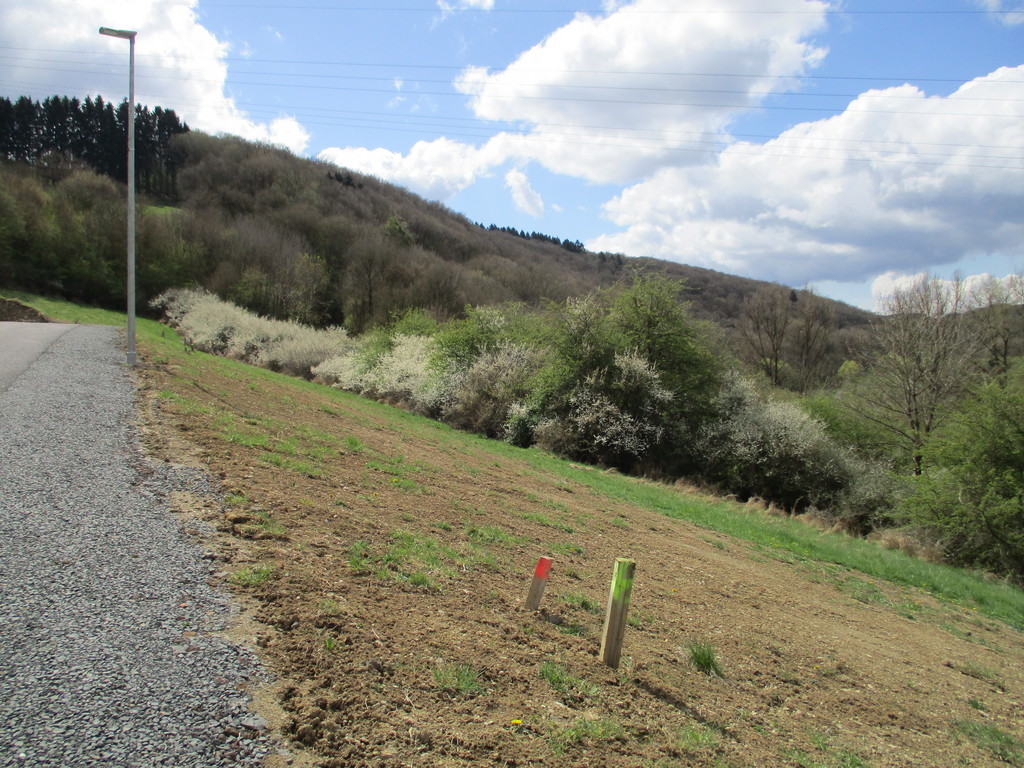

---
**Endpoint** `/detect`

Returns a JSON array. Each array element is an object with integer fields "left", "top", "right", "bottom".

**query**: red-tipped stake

[
  {"left": 525, "top": 556, "right": 553, "bottom": 611},
  {"left": 599, "top": 558, "right": 636, "bottom": 669}
]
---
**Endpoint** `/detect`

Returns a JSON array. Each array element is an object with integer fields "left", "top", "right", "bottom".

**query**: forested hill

[
  {"left": 0, "top": 94, "right": 870, "bottom": 332},
  {"left": 0, "top": 95, "right": 187, "bottom": 196}
]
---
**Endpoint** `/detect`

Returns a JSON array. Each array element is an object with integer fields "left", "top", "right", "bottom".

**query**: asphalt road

[{"left": 0, "top": 322, "right": 75, "bottom": 394}]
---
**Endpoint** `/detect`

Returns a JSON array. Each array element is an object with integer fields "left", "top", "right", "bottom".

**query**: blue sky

[{"left": 2, "top": 0, "right": 1022, "bottom": 309}]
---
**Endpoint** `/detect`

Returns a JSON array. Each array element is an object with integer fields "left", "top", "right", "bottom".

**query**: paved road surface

[
  {"left": 0, "top": 323, "right": 271, "bottom": 767},
  {"left": 0, "top": 323, "right": 75, "bottom": 394}
]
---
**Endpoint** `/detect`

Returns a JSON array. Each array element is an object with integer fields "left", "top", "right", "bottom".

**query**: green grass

[
  {"left": 346, "top": 531, "right": 488, "bottom": 587},
  {"left": 518, "top": 510, "right": 575, "bottom": 533},
  {"left": 539, "top": 661, "right": 599, "bottom": 701},
  {"left": 550, "top": 542, "right": 586, "bottom": 558},
  {"left": 229, "top": 564, "right": 275, "bottom": 587},
  {"left": 549, "top": 717, "right": 624, "bottom": 755},
  {"left": 465, "top": 524, "right": 522, "bottom": 547},
  {"left": 431, "top": 662, "right": 485, "bottom": 696},
  {"left": 687, "top": 639, "right": 725, "bottom": 678},
  {"left": 365, "top": 454, "right": 427, "bottom": 493},
  {"left": 348, "top": 540, "right": 372, "bottom": 573},
  {"left": 560, "top": 591, "right": 602, "bottom": 614},
  {"left": 252, "top": 510, "right": 286, "bottom": 536},
  {"left": 14, "top": 290, "right": 1024, "bottom": 632},
  {"left": 678, "top": 723, "right": 720, "bottom": 751},
  {"left": 955, "top": 720, "right": 1024, "bottom": 766},
  {"left": 787, "top": 731, "right": 870, "bottom": 768},
  {"left": 949, "top": 660, "right": 1005, "bottom": 690}
]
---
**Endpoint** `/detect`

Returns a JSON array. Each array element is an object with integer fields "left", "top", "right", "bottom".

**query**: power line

[
  {"left": 6, "top": 57, "right": 1022, "bottom": 119},
  {"left": 150, "top": 2, "right": 1015, "bottom": 14},
  {"left": 4, "top": 45, "right": 1021, "bottom": 86},
  {"left": 5, "top": 54, "right": 1021, "bottom": 104}
]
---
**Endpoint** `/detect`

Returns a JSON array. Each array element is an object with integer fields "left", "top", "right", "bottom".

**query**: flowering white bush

[
  {"left": 311, "top": 352, "right": 366, "bottom": 390},
  {"left": 257, "top": 325, "right": 351, "bottom": 378},
  {"left": 533, "top": 350, "right": 672, "bottom": 467},
  {"left": 444, "top": 342, "right": 545, "bottom": 437},
  {"left": 314, "top": 335, "right": 449, "bottom": 415},
  {"left": 152, "top": 287, "right": 350, "bottom": 377},
  {"left": 696, "top": 374, "right": 857, "bottom": 511}
]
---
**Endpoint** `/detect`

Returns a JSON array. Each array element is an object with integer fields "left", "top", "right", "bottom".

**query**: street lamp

[{"left": 98, "top": 26, "right": 138, "bottom": 366}]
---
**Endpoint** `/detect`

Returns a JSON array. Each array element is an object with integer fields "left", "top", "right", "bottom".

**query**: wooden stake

[
  {"left": 599, "top": 557, "right": 636, "bottom": 669},
  {"left": 525, "top": 556, "right": 553, "bottom": 611}
]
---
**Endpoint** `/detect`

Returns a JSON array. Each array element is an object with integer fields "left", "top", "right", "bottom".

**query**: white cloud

[
  {"left": 454, "top": 0, "right": 829, "bottom": 183},
  {"left": 325, "top": 0, "right": 831, "bottom": 200},
  {"left": 0, "top": 0, "right": 310, "bottom": 154},
  {"left": 589, "top": 66, "right": 1024, "bottom": 285},
  {"left": 319, "top": 138, "right": 500, "bottom": 200},
  {"left": 975, "top": 0, "right": 1024, "bottom": 25},
  {"left": 504, "top": 168, "right": 544, "bottom": 217},
  {"left": 437, "top": 0, "right": 495, "bottom": 15}
]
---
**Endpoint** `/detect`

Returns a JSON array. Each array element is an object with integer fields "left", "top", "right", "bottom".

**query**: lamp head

[{"left": 98, "top": 27, "right": 136, "bottom": 40}]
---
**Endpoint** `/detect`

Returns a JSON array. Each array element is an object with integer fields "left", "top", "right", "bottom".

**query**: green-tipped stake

[{"left": 599, "top": 557, "right": 636, "bottom": 668}]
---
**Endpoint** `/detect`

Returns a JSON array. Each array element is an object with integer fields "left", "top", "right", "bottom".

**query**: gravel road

[{"left": 0, "top": 324, "right": 272, "bottom": 767}]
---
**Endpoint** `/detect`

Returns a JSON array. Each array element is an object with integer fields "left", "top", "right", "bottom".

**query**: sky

[{"left": 1, "top": 0, "right": 1022, "bottom": 310}]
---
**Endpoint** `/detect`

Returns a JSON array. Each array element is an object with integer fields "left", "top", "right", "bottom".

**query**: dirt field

[{"left": 133, "top": 342, "right": 1024, "bottom": 768}]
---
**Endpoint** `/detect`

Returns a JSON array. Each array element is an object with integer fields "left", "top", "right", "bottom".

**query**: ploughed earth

[{"left": 130, "top": 331, "right": 1023, "bottom": 768}]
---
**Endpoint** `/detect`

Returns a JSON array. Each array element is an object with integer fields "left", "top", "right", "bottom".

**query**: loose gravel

[{"left": 0, "top": 325, "right": 272, "bottom": 768}]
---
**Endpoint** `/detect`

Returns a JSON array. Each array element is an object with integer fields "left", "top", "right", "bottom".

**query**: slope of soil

[
  {"left": 134, "top": 343, "right": 1024, "bottom": 768},
  {"left": 0, "top": 298, "right": 49, "bottom": 322}
]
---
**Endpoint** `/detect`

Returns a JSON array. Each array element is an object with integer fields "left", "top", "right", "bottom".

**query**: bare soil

[
  {"left": 0, "top": 299, "right": 50, "bottom": 322},
  {"left": 134, "top": 349, "right": 1024, "bottom": 768}
]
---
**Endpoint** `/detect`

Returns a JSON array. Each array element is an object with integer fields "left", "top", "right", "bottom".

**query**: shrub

[
  {"left": 365, "top": 334, "right": 447, "bottom": 413},
  {"left": 153, "top": 287, "right": 350, "bottom": 377},
  {"left": 696, "top": 375, "right": 859, "bottom": 512},
  {"left": 256, "top": 325, "right": 351, "bottom": 379},
  {"left": 504, "top": 401, "right": 539, "bottom": 448},
  {"left": 534, "top": 351, "right": 672, "bottom": 468},
  {"left": 897, "top": 380, "right": 1024, "bottom": 580},
  {"left": 443, "top": 342, "right": 546, "bottom": 437}
]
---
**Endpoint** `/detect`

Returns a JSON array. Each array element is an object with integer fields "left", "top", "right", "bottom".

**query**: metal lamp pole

[{"left": 98, "top": 26, "right": 138, "bottom": 366}]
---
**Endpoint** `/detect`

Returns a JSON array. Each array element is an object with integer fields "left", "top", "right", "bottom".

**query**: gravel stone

[{"left": 0, "top": 325, "right": 271, "bottom": 767}]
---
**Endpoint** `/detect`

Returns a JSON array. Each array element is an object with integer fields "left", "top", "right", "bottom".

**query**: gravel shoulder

[{"left": 0, "top": 324, "right": 272, "bottom": 768}]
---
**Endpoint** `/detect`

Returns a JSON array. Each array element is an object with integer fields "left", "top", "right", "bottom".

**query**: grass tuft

[
  {"left": 229, "top": 564, "right": 275, "bottom": 587},
  {"left": 432, "top": 662, "right": 485, "bottom": 696},
  {"left": 686, "top": 639, "right": 725, "bottom": 678},
  {"left": 539, "top": 661, "right": 599, "bottom": 701}
]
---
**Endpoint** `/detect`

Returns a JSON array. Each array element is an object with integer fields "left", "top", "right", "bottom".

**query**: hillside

[
  {"left": 0, "top": 116, "right": 873, "bottom": 334},
  {"left": 16, "top": 295, "right": 1018, "bottom": 768}
]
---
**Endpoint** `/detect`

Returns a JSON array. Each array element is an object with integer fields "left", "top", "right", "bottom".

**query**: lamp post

[{"left": 98, "top": 26, "right": 138, "bottom": 366}]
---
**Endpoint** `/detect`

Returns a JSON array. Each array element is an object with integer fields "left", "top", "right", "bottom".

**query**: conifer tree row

[{"left": 0, "top": 95, "right": 188, "bottom": 197}]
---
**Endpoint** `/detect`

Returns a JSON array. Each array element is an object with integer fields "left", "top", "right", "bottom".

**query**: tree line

[{"left": 0, "top": 95, "right": 188, "bottom": 196}]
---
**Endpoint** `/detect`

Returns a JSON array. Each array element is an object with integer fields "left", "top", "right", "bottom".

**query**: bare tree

[
  {"left": 740, "top": 287, "right": 792, "bottom": 386},
  {"left": 968, "top": 273, "right": 1024, "bottom": 379},
  {"left": 855, "top": 275, "right": 982, "bottom": 474},
  {"left": 790, "top": 288, "right": 837, "bottom": 392}
]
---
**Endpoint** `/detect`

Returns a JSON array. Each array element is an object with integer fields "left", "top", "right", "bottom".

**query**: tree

[
  {"left": 899, "top": 377, "right": 1024, "bottom": 580},
  {"left": 853, "top": 275, "right": 982, "bottom": 474},
  {"left": 740, "top": 286, "right": 792, "bottom": 386},
  {"left": 609, "top": 274, "right": 721, "bottom": 428},
  {"left": 790, "top": 288, "right": 837, "bottom": 392},
  {"left": 968, "top": 273, "right": 1024, "bottom": 380}
]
